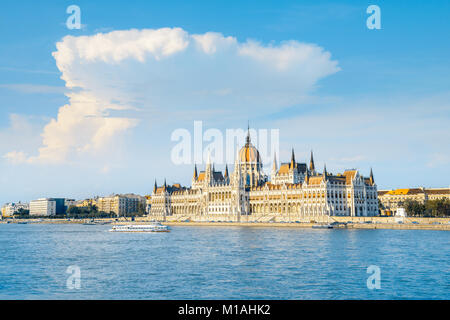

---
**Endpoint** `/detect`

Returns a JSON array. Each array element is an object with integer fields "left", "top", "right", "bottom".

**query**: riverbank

[
  {"left": 1, "top": 217, "right": 449, "bottom": 230},
  {"left": 163, "top": 221, "right": 450, "bottom": 230}
]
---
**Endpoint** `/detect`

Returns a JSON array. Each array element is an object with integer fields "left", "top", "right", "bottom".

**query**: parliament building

[{"left": 150, "top": 130, "right": 378, "bottom": 221}]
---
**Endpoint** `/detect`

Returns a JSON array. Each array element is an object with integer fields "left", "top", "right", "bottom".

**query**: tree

[
  {"left": 67, "top": 206, "right": 81, "bottom": 216},
  {"left": 403, "top": 200, "right": 425, "bottom": 217},
  {"left": 137, "top": 202, "right": 146, "bottom": 216},
  {"left": 14, "top": 208, "right": 30, "bottom": 218},
  {"left": 425, "top": 198, "right": 450, "bottom": 217}
]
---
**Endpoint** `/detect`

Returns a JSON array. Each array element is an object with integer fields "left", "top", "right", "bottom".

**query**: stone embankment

[{"left": 2, "top": 215, "right": 449, "bottom": 230}]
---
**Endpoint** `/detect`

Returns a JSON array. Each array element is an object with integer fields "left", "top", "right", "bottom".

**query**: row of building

[
  {"left": 1, "top": 194, "right": 149, "bottom": 218},
  {"left": 378, "top": 187, "right": 450, "bottom": 215},
  {"left": 1, "top": 198, "right": 75, "bottom": 217}
]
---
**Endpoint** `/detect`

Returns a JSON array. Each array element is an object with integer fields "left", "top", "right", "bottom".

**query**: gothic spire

[
  {"left": 290, "top": 148, "right": 296, "bottom": 169},
  {"left": 272, "top": 152, "right": 278, "bottom": 172},
  {"left": 370, "top": 167, "right": 374, "bottom": 185},
  {"left": 309, "top": 150, "right": 315, "bottom": 172},
  {"left": 193, "top": 164, "right": 198, "bottom": 179},
  {"left": 323, "top": 164, "right": 327, "bottom": 181},
  {"left": 224, "top": 164, "right": 229, "bottom": 178},
  {"left": 153, "top": 180, "right": 157, "bottom": 193}
]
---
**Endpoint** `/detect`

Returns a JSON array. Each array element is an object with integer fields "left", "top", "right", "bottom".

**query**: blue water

[{"left": 0, "top": 224, "right": 448, "bottom": 299}]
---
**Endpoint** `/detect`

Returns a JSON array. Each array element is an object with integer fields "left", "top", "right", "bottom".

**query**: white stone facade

[
  {"left": 150, "top": 132, "right": 378, "bottom": 221},
  {"left": 30, "top": 199, "right": 56, "bottom": 216}
]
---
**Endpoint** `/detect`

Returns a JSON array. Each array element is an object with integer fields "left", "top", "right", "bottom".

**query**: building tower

[
  {"left": 271, "top": 152, "right": 278, "bottom": 182},
  {"left": 236, "top": 125, "right": 265, "bottom": 187},
  {"left": 309, "top": 150, "right": 316, "bottom": 175}
]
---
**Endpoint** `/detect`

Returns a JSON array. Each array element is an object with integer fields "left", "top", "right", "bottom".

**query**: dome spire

[{"left": 246, "top": 121, "right": 251, "bottom": 144}]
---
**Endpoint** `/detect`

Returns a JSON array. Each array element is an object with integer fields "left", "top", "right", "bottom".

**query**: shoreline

[
  {"left": 164, "top": 221, "right": 450, "bottom": 230},
  {"left": 1, "top": 218, "right": 449, "bottom": 230}
]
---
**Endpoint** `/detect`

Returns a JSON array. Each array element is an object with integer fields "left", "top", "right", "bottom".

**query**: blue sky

[{"left": 1, "top": 0, "right": 449, "bottom": 204}]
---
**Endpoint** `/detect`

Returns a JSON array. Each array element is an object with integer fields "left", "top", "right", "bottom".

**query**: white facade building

[{"left": 30, "top": 199, "right": 56, "bottom": 216}]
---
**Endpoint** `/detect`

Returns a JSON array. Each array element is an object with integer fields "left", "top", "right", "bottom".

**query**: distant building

[
  {"left": 29, "top": 198, "right": 70, "bottom": 216},
  {"left": 53, "top": 198, "right": 67, "bottom": 215},
  {"left": 426, "top": 188, "right": 450, "bottom": 201},
  {"left": 64, "top": 199, "right": 76, "bottom": 211},
  {"left": 1, "top": 202, "right": 29, "bottom": 217},
  {"left": 76, "top": 198, "right": 98, "bottom": 208},
  {"left": 378, "top": 187, "right": 450, "bottom": 214},
  {"left": 30, "top": 199, "right": 57, "bottom": 216},
  {"left": 97, "top": 194, "right": 144, "bottom": 216}
]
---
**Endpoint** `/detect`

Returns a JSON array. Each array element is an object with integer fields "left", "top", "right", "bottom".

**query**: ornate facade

[{"left": 150, "top": 130, "right": 378, "bottom": 221}]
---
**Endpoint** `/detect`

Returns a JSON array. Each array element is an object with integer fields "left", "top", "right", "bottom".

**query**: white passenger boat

[
  {"left": 109, "top": 223, "right": 170, "bottom": 233},
  {"left": 312, "top": 224, "right": 333, "bottom": 229}
]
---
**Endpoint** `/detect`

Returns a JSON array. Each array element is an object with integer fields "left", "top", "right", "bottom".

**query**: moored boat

[
  {"left": 312, "top": 224, "right": 333, "bottom": 229},
  {"left": 109, "top": 223, "right": 170, "bottom": 232}
]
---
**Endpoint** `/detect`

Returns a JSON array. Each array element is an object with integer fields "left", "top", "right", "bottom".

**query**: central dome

[{"left": 239, "top": 131, "right": 261, "bottom": 164}]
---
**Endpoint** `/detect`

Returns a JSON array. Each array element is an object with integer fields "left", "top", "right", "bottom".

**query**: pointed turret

[
  {"left": 153, "top": 180, "right": 157, "bottom": 193},
  {"left": 290, "top": 148, "right": 296, "bottom": 169},
  {"left": 370, "top": 167, "right": 374, "bottom": 185},
  {"left": 323, "top": 164, "right": 328, "bottom": 181},
  {"left": 163, "top": 178, "right": 167, "bottom": 189},
  {"left": 309, "top": 150, "right": 315, "bottom": 173},
  {"left": 224, "top": 164, "right": 229, "bottom": 179},
  {"left": 193, "top": 164, "right": 198, "bottom": 180}
]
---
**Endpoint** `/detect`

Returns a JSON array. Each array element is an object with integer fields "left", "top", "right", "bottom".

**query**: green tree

[
  {"left": 425, "top": 198, "right": 450, "bottom": 217},
  {"left": 403, "top": 200, "right": 426, "bottom": 217},
  {"left": 13, "top": 208, "right": 30, "bottom": 218}
]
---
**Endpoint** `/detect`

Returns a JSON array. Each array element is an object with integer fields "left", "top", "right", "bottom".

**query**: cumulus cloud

[
  {"left": 7, "top": 27, "right": 339, "bottom": 164},
  {"left": 0, "top": 114, "right": 44, "bottom": 163}
]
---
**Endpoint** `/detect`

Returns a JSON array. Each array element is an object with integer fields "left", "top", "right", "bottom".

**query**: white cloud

[
  {"left": 29, "top": 91, "right": 138, "bottom": 164},
  {"left": 0, "top": 114, "right": 44, "bottom": 163},
  {"left": 7, "top": 27, "right": 339, "bottom": 165}
]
